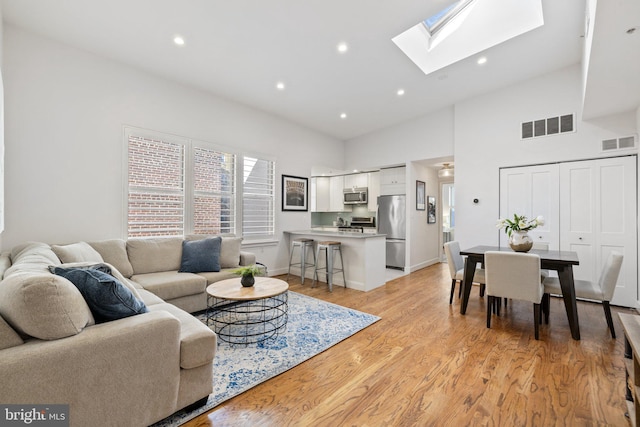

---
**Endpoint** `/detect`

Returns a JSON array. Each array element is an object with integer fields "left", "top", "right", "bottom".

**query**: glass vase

[{"left": 509, "top": 230, "right": 533, "bottom": 252}]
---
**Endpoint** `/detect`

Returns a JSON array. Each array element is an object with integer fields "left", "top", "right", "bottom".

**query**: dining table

[{"left": 459, "top": 245, "right": 581, "bottom": 340}]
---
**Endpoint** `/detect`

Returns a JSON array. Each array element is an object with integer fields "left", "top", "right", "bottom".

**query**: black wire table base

[{"left": 206, "top": 291, "right": 288, "bottom": 345}]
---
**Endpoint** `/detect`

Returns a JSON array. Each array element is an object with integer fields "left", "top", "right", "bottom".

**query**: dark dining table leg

[
  {"left": 460, "top": 256, "right": 478, "bottom": 315},
  {"left": 557, "top": 266, "right": 581, "bottom": 340}
]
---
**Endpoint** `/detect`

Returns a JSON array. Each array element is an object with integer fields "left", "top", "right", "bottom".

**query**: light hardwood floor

[{"left": 185, "top": 262, "right": 635, "bottom": 426}]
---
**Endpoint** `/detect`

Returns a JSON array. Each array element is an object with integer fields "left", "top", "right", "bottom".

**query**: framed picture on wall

[
  {"left": 282, "top": 174, "right": 308, "bottom": 211},
  {"left": 427, "top": 196, "right": 436, "bottom": 224},
  {"left": 416, "top": 180, "right": 425, "bottom": 210}
]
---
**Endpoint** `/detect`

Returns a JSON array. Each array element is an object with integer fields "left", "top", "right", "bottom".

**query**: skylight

[
  {"left": 392, "top": 0, "right": 544, "bottom": 76},
  {"left": 423, "top": 0, "right": 477, "bottom": 40}
]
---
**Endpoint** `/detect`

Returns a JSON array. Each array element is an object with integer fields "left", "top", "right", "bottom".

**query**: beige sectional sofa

[{"left": 0, "top": 236, "right": 257, "bottom": 427}]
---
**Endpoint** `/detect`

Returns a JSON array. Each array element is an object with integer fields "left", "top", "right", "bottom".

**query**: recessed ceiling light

[
  {"left": 337, "top": 42, "right": 349, "bottom": 53},
  {"left": 340, "top": 113, "right": 347, "bottom": 119},
  {"left": 477, "top": 56, "right": 487, "bottom": 65},
  {"left": 276, "top": 82, "right": 285, "bottom": 90},
  {"left": 173, "top": 36, "right": 185, "bottom": 46},
  {"left": 397, "top": 88, "right": 406, "bottom": 96}
]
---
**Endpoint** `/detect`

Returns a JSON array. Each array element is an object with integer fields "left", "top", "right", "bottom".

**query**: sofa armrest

[
  {"left": 0, "top": 311, "right": 182, "bottom": 427},
  {"left": 239, "top": 251, "right": 256, "bottom": 266}
]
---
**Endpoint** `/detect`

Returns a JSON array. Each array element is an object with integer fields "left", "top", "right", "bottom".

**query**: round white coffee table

[{"left": 206, "top": 277, "right": 289, "bottom": 344}]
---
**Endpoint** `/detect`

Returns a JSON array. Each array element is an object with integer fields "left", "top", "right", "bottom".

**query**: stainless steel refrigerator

[{"left": 377, "top": 195, "right": 406, "bottom": 270}]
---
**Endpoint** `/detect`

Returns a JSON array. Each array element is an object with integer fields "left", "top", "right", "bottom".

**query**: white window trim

[{"left": 123, "top": 126, "right": 275, "bottom": 240}]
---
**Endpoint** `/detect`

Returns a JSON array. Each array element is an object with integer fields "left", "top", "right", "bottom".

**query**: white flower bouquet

[{"left": 496, "top": 214, "right": 544, "bottom": 237}]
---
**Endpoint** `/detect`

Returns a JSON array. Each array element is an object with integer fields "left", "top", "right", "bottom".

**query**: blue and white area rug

[{"left": 153, "top": 291, "right": 380, "bottom": 426}]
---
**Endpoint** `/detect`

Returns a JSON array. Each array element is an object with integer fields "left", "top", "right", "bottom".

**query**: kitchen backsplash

[{"left": 311, "top": 206, "right": 376, "bottom": 227}]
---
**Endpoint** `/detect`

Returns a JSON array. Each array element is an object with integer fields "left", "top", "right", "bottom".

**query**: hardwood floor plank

[{"left": 184, "top": 262, "right": 634, "bottom": 426}]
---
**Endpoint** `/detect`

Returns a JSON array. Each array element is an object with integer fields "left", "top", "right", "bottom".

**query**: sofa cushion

[
  {"left": 127, "top": 237, "right": 183, "bottom": 275},
  {"left": 89, "top": 239, "right": 135, "bottom": 278},
  {"left": 220, "top": 237, "right": 243, "bottom": 268},
  {"left": 196, "top": 269, "right": 238, "bottom": 285},
  {"left": 0, "top": 272, "right": 92, "bottom": 340},
  {"left": 179, "top": 237, "right": 222, "bottom": 273},
  {"left": 136, "top": 288, "right": 166, "bottom": 306},
  {"left": 5, "top": 242, "right": 61, "bottom": 278},
  {"left": 0, "top": 314, "right": 24, "bottom": 350},
  {"left": 52, "top": 266, "right": 148, "bottom": 323},
  {"left": 51, "top": 242, "right": 104, "bottom": 264},
  {"left": 148, "top": 303, "right": 216, "bottom": 369},
  {"left": 130, "top": 271, "right": 206, "bottom": 301}
]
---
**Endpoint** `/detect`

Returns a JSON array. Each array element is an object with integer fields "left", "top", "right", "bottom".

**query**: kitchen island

[{"left": 284, "top": 230, "right": 386, "bottom": 292}]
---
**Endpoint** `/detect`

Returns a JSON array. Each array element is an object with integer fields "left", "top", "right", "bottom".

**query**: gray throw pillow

[
  {"left": 52, "top": 266, "right": 148, "bottom": 323},
  {"left": 179, "top": 237, "right": 222, "bottom": 273}
]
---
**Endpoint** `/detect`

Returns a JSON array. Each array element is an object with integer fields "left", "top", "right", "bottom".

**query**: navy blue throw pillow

[
  {"left": 179, "top": 237, "right": 222, "bottom": 273},
  {"left": 52, "top": 266, "right": 148, "bottom": 323}
]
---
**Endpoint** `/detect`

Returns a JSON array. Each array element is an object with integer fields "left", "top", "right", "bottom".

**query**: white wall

[
  {"left": 2, "top": 25, "right": 345, "bottom": 272},
  {"left": 408, "top": 162, "right": 440, "bottom": 271},
  {"left": 344, "top": 106, "right": 455, "bottom": 171}
]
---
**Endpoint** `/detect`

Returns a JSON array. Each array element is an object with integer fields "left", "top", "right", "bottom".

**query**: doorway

[{"left": 441, "top": 182, "right": 455, "bottom": 258}]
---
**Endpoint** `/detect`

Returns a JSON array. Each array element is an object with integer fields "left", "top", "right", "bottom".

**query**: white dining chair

[
  {"left": 485, "top": 251, "right": 544, "bottom": 340},
  {"left": 543, "top": 251, "right": 623, "bottom": 338},
  {"left": 444, "top": 241, "right": 485, "bottom": 304},
  {"left": 532, "top": 242, "right": 550, "bottom": 280}
]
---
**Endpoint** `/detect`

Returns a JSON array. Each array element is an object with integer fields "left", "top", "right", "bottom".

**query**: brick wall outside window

[
  {"left": 128, "top": 136, "right": 185, "bottom": 237},
  {"left": 127, "top": 129, "right": 274, "bottom": 239}
]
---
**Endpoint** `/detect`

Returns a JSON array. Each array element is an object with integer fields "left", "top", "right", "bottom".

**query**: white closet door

[
  {"left": 499, "top": 164, "right": 560, "bottom": 249},
  {"left": 560, "top": 156, "right": 637, "bottom": 307}
]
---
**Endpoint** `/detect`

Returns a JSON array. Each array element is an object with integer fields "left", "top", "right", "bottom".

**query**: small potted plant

[{"left": 233, "top": 264, "right": 263, "bottom": 287}]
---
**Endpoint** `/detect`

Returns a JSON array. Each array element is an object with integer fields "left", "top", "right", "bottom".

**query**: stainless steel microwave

[{"left": 343, "top": 187, "right": 368, "bottom": 205}]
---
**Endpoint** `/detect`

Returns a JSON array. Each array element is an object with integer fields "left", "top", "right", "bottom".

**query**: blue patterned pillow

[
  {"left": 52, "top": 266, "right": 148, "bottom": 323},
  {"left": 179, "top": 237, "right": 222, "bottom": 273}
]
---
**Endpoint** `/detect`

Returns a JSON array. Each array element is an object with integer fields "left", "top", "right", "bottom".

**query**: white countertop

[{"left": 284, "top": 229, "right": 386, "bottom": 239}]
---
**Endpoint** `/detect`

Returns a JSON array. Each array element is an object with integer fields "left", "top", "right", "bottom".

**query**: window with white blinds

[
  {"left": 126, "top": 128, "right": 274, "bottom": 240},
  {"left": 242, "top": 156, "right": 275, "bottom": 238},
  {"left": 193, "top": 146, "right": 236, "bottom": 235}
]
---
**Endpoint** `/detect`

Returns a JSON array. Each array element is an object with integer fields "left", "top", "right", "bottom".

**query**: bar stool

[
  {"left": 287, "top": 238, "right": 316, "bottom": 284},
  {"left": 312, "top": 241, "right": 346, "bottom": 292}
]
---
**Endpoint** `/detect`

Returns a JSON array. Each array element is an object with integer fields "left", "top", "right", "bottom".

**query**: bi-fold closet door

[
  {"left": 500, "top": 156, "right": 637, "bottom": 308},
  {"left": 499, "top": 164, "right": 560, "bottom": 250}
]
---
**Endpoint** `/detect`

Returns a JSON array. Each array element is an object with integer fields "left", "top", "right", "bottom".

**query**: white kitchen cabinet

[
  {"left": 310, "top": 177, "right": 330, "bottom": 212},
  {"left": 380, "top": 166, "right": 406, "bottom": 195},
  {"left": 367, "top": 171, "right": 380, "bottom": 212},
  {"left": 344, "top": 173, "right": 368, "bottom": 189},
  {"left": 329, "top": 175, "right": 351, "bottom": 212}
]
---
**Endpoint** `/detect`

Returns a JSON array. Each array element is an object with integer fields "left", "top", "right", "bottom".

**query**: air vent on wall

[
  {"left": 521, "top": 114, "right": 575, "bottom": 140},
  {"left": 602, "top": 135, "right": 637, "bottom": 152}
]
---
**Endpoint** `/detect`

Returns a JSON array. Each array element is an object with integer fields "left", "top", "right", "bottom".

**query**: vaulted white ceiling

[{"left": 1, "top": 0, "right": 637, "bottom": 140}]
